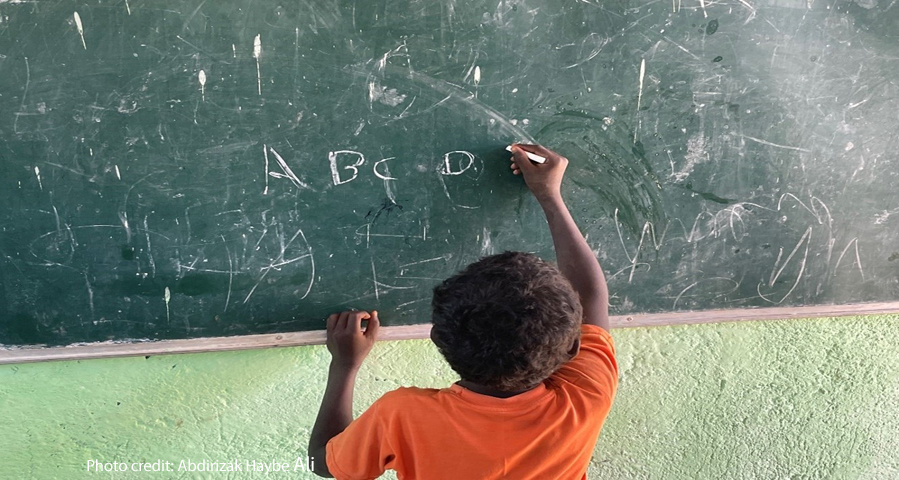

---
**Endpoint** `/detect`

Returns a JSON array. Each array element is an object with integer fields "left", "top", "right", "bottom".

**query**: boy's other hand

[
  {"left": 509, "top": 143, "right": 568, "bottom": 202},
  {"left": 326, "top": 310, "right": 380, "bottom": 370}
]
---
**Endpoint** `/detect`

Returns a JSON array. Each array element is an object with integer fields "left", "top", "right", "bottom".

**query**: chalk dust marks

[
  {"left": 243, "top": 225, "right": 316, "bottom": 305},
  {"left": 368, "top": 83, "right": 407, "bottom": 107},
  {"left": 743, "top": 135, "right": 810, "bottom": 153},
  {"left": 297, "top": 229, "right": 315, "bottom": 300},
  {"left": 368, "top": 257, "right": 415, "bottom": 302},
  {"left": 73, "top": 11, "right": 86, "bottom": 49},
  {"left": 473, "top": 65, "right": 481, "bottom": 97},
  {"left": 198, "top": 70, "right": 206, "bottom": 101},
  {"left": 404, "top": 70, "right": 536, "bottom": 143},
  {"left": 19, "top": 56, "right": 30, "bottom": 111},
  {"left": 368, "top": 43, "right": 410, "bottom": 108},
  {"left": 164, "top": 286, "right": 171, "bottom": 323},
  {"left": 758, "top": 226, "right": 812, "bottom": 304},
  {"left": 220, "top": 234, "right": 234, "bottom": 312},
  {"left": 635, "top": 58, "right": 646, "bottom": 143},
  {"left": 84, "top": 272, "right": 95, "bottom": 323},
  {"left": 674, "top": 132, "right": 710, "bottom": 181},
  {"left": 672, "top": 277, "right": 739, "bottom": 309},
  {"left": 873, "top": 208, "right": 899, "bottom": 225},
  {"left": 33, "top": 166, "right": 42, "bottom": 190},
  {"left": 253, "top": 34, "right": 262, "bottom": 95},
  {"left": 371, "top": 258, "right": 380, "bottom": 301},
  {"left": 563, "top": 33, "right": 612, "bottom": 70},
  {"left": 614, "top": 208, "right": 663, "bottom": 284},
  {"left": 398, "top": 254, "right": 452, "bottom": 272},
  {"left": 479, "top": 227, "right": 494, "bottom": 256},
  {"left": 262, "top": 145, "right": 270, "bottom": 194},
  {"left": 834, "top": 237, "right": 864, "bottom": 280}
]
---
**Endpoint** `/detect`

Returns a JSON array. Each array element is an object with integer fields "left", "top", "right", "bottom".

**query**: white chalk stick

[{"left": 506, "top": 145, "right": 547, "bottom": 163}]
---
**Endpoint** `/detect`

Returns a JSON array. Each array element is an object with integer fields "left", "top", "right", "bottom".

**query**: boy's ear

[{"left": 567, "top": 338, "right": 580, "bottom": 359}]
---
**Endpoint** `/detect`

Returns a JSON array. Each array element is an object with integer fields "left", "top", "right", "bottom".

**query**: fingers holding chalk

[{"left": 506, "top": 145, "right": 546, "bottom": 164}]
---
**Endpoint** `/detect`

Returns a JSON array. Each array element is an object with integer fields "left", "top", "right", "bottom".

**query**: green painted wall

[{"left": 3, "top": 315, "right": 898, "bottom": 479}]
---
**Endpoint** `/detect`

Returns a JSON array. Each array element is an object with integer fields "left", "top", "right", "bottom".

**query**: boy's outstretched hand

[
  {"left": 509, "top": 144, "right": 568, "bottom": 202},
  {"left": 326, "top": 310, "right": 380, "bottom": 370}
]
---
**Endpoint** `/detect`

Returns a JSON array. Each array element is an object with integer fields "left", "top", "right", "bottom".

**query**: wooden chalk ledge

[{"left": 2, "top": 302, "right": 898, "bottom": 365}]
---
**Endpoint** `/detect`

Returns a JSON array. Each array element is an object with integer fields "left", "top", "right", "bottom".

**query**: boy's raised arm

[{"left": 509, "top": 144, "right": 611, "bottom": 332}]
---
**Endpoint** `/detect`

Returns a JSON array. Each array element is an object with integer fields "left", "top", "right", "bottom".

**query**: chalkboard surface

[{"left": 1, "top": 0, "right": 897, "bottom": 346}]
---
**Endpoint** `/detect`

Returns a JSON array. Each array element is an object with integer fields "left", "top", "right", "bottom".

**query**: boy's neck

[{"left": 456, "top": 380, "right": 538, "bottom": 398}]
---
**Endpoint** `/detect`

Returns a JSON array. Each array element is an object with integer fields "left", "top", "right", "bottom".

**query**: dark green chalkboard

[{"left": 1, "top": 0, "right": 898, "bottom": 346}]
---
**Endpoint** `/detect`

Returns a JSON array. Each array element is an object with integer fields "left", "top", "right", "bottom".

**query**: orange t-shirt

[{"left": 326, "top": 324, "right": 618, "bottom": 480}]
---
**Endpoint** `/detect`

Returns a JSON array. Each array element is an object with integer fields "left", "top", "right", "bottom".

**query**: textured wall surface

[{"left": 3, "top": 315, "right": 898, "bottom": 479}]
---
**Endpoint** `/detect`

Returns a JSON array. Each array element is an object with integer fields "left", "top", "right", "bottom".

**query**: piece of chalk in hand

[{"left": 506, "top": 145, "right": 546, "bottom": 164}]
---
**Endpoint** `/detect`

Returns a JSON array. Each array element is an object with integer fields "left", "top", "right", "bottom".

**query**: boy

[{"left": 309, "top": 144, "right": 617, "bottom": 479}]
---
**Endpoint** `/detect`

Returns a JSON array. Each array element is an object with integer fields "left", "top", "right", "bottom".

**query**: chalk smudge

[
  {"left": 33, "top": 166, "right": 43, "bottom": 190},
  {"left": 635, "top": 58, "right": 646, "bottom": 143},
  {"left": 368, "top": 83, "right": 407, "bottom": 106},
  {"left": 198, "top": 70, "right": 206, "bottom": 101},
  {"left": 73, "top": 12, "right": 86, "bottom": 49},
  {"left": 253, "top": 34, "right": 262, "bottom": 95},
  {"left": 164, "top": 286, "right": 171, "bottom": 323}
]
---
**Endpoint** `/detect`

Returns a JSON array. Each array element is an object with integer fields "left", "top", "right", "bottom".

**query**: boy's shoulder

[
  {"left": 367, "top": 386, "right": 446, "bottom": 418},
  {"left": 376, "top": 386, "right": 445, "bottom": 404},
  {"left": 381, "top": 386, "right": 443, "bottom": 399},
  {"left": 548, "top": 324, "right": 618, "bottom": 400}
]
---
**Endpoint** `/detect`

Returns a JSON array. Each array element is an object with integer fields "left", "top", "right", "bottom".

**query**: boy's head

[{"left": 430, "top": 251, "right": 582, "bottom": 392}]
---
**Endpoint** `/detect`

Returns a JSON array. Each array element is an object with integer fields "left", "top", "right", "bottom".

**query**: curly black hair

[{"left": 430, "top": 251, "right": 583, "bottom": 392}]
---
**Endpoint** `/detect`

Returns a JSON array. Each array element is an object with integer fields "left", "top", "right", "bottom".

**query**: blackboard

[{"left": 1, "top": 0, "right": 898, "bottom": 348}]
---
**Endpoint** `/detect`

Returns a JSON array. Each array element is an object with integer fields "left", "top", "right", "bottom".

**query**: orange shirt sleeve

[
  {"left": 552, "top": 325, "right": 619, "bottom": 400},
  {"left": 326, "top": 398, "right": 395, "bottom": 480}
]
